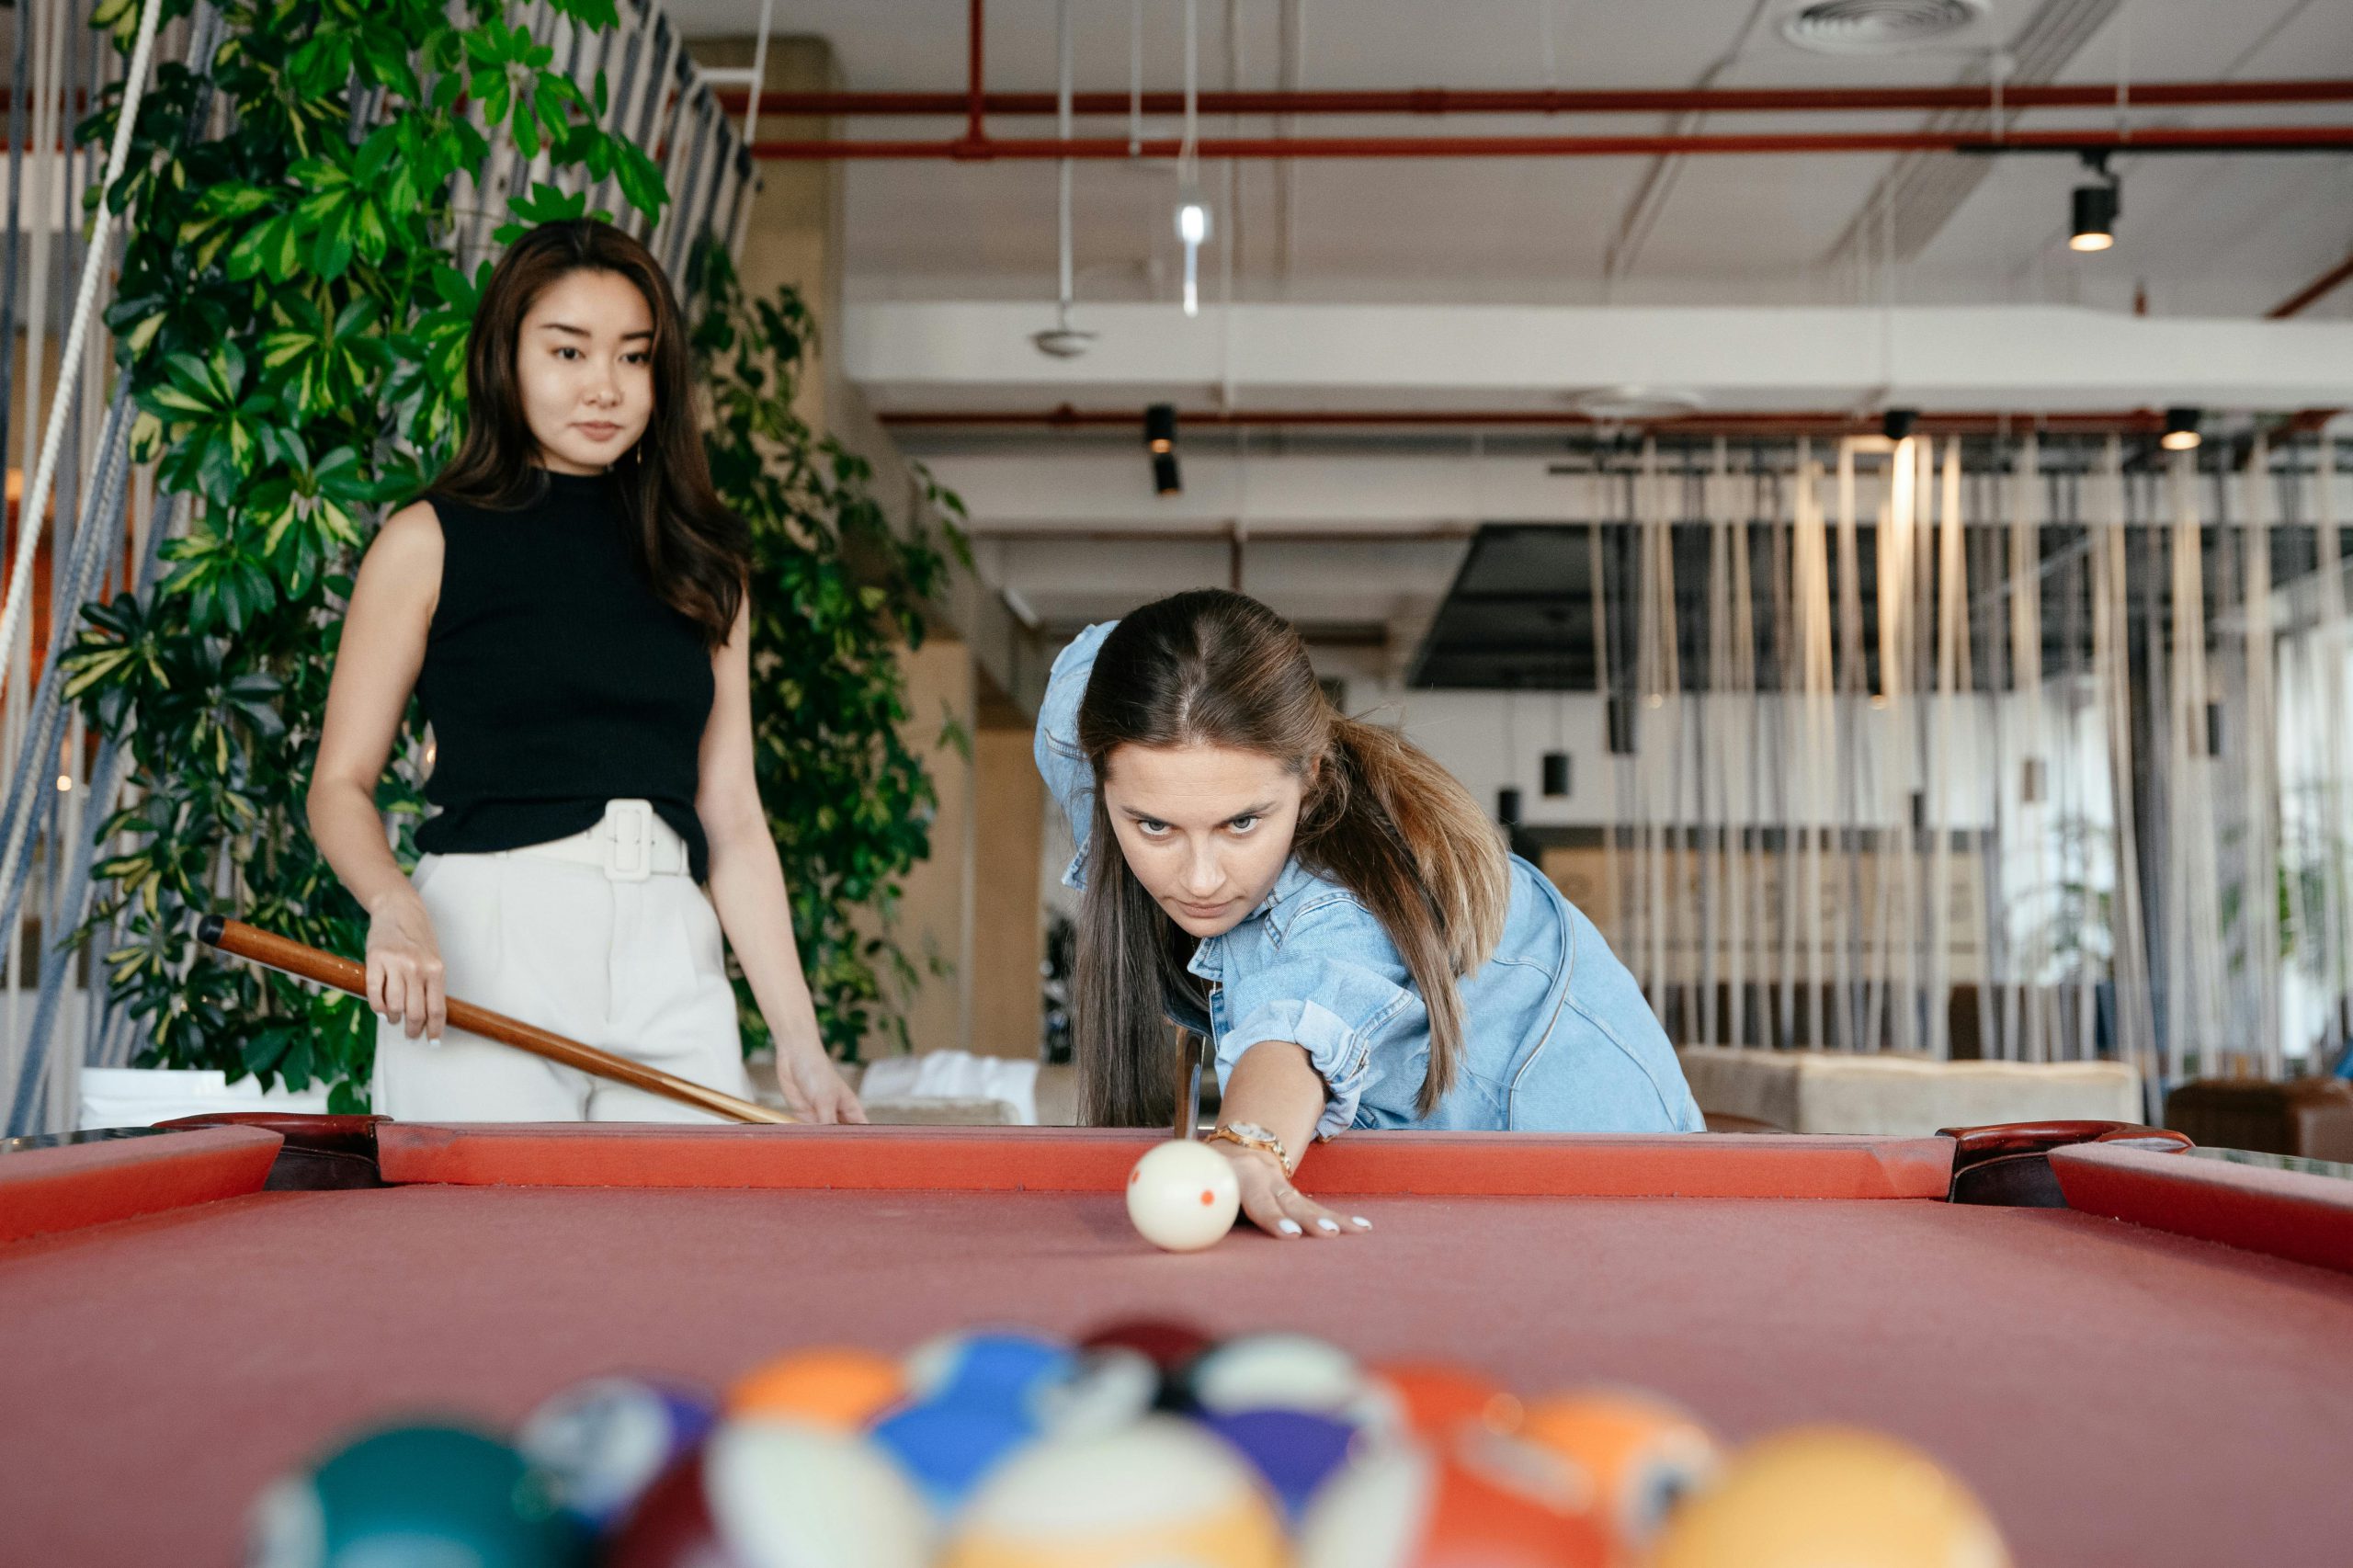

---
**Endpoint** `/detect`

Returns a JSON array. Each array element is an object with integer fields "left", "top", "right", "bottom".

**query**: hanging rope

[
  {"left": 2313, "top": 437, "right": 2351, "bottom": 1062},
  {"left": 0, "top": 0, "right": 165, "bottom": 696},
  {"left": 2240, "top": 437, "right": 2284, "bottom": 1077}
]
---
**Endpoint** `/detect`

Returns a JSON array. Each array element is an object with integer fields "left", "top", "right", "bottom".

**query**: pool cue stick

[
  {"left": 196, "top": 915, "right": 798, "bottom": 1126},
  {"left": 1173, "top": 1028, "right": 1202, "bottom": 1141}
]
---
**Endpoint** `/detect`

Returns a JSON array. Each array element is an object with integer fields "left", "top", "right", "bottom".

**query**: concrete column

[
  {"left": 970, "top": 687, "right": 1046, "bottom": 1058},
  {"left": 688, "top": 34, "right": 842, "bottom": 429},
  {"left": 882, "top": 636, "right": 976, "bottom": 1058}
]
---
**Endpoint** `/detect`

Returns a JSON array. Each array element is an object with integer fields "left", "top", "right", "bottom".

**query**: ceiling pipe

[
  {"left": 962, "top": 0, "right": 986, "bottom": 148},
  {"left": 752, "top": 125, "right": 2353, "bottom": 162},
  {"left": 2268, "top": 252, "right": 2353, "bottom": 319},
  {"left": 881, "top": 406, "right": 2196, "bottom": 437},
  {"left": 713, "top": 79, "right": 2353, "bottom": 118}
]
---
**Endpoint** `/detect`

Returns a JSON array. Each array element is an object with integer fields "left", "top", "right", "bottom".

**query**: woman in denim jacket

[{"left": 1038, "top": 591, "right": 1700, "bottom": 1241}]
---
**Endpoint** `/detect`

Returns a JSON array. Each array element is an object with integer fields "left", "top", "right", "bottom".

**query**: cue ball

[
  {"left": 1648, "top": 1426, "right": 2011, "bottom": 1568},
  {"left": 1125, "top": 1140, "right": 1241, "bottom": 1252}
]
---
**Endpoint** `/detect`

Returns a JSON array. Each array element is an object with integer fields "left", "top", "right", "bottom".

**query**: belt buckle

[{"left": 603, "top": 800, "right": 654, "bottom": 882}]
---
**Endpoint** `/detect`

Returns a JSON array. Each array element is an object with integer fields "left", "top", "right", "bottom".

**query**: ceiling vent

[{"left": 1779, "top": 0, "right": 1989, "bottom": 54}]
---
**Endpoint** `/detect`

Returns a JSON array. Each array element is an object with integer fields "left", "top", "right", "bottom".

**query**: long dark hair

[
  {"left": 1073, "top": 590, "right": 1510, "bottom": 1128},
  {"left": 429, "top": 220, "right": 747, "bottom": 649}
]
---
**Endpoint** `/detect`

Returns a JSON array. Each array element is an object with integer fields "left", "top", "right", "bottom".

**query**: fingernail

[
  {"left": 1316, "top": 1218, "right": 1340, "bottom": 1233},
  {"left": 1277, "top": 1219, "right": 1303, "bottom": 1236},
  {"left": 427, "top": 1037, "right": 441, "bottom": 1050},
  {"left": 1351, "top": 1216, "right": 1373, "bottom": 1230},
  {"left": 374, "top": 1011, "right": 386, "bottom": 1022}
]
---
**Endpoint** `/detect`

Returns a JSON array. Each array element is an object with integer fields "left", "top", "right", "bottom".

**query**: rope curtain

[{"left": 1584, "top": 434, "right": 2353, "bottom": 1097}]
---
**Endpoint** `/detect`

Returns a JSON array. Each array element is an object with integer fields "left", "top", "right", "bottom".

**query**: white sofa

[{"left": 79, "top": 1066, "right": 331, "bottom": 1130}]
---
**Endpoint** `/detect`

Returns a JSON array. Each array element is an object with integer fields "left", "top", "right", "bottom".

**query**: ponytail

[{"left": 1302, "top": 715, "right": 1508, "bottom": 1113}]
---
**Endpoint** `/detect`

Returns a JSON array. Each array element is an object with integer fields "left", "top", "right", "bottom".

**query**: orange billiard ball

[
  {"left": 1518, "top": 1388, "right": 1721, "bottom": 1561},
  {"left": 725, "top": 1346, "right": 904, "bottom": 1430}
]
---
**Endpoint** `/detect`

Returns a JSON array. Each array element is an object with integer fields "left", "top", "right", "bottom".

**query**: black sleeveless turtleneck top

[{"left": 413, "top": 468, "right": 715, "bottom": 881}]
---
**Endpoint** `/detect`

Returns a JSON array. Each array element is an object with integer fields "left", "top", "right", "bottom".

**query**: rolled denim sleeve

[
  {"left": 1034, "top": 620, "right": 1117, "bottom": 891},
  {"left": 1216, "top": 901, "right": 1421, "bottom": 1141}
]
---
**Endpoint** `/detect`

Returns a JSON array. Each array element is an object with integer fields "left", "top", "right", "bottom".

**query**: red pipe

[
  {"left": 880, "top": 406, "right": 2184, "bottom": 437},
  {"left": 715, "top": 78, "right": 2353, "bottom": 119},
  {"left": 2268, "top": 252, "right": 2353, "bottom": 319},
  {"left": 964, "top": 0, "right": 985, "bottom": 147},
  {"left": 754, "top": 125, "right": 2353, "bottom": 161}
]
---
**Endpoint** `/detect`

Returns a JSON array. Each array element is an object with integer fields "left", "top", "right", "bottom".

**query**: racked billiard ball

[
  {"left": 605, "top": 1417, "right": 931, "bottom": 1568},
  {"left": 517, "top": 1373, "right": 717, "bottom": 1531},
  {"left": 248, "top": 1422, "right": 585, "bottom": 1568},
  {"left": 1648, "top": 1426, "right": 2010, "bottom": 1568},
  {"left": 941, "top": 1415, "right": 1286, "bottom": 1568}
]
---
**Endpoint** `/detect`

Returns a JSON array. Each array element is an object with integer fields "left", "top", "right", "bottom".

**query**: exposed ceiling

[
  {"left": 674, "top": 0, "right": 2353, "bottom": 316},
  {"left": 669, "top": 0, "right": 2353, "bottom": 683}
]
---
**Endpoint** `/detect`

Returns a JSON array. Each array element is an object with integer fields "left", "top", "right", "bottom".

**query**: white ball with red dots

[{"left": 1126, "top": 1139, "right": 1243, "bottom": 1252}]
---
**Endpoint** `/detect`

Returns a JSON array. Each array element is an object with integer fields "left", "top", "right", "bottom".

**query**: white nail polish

[
  {"left": 1277, "top": 1219, "right": 1303, "bottom": 1236},
  {"left": 1316, "top": 1218, "right": 1340, "bottom": 1233},
  {"left": 427, "top": 1038, "right": 442, "bottom": 1050},
  {"left": 1352, "top": 1216, "right": 1373, "bottom": 1230}
]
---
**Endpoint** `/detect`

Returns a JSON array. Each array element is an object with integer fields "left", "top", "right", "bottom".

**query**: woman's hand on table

[
  {"left": 1214, "top": 1142, "right": 1371, "bottom": 1240},
  {"left": 366, "top": 889, "right": 447, "bottom": 1045},
  {"left": 780, "top": 1047, "right": 869, "bottom": 1125}
]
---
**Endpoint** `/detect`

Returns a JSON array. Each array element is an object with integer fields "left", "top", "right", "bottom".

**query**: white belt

[{"left": 501, "top": 799, "right": 689, "bottom": 881}]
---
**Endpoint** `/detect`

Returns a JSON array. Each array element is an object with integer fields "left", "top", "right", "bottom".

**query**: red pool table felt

[{"left": 3, "top": 1121, "right": 2351, "bottom": 1567}]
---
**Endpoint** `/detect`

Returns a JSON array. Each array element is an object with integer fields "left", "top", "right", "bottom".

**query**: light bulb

[{"left": 1176, "top": 190, "right": 1211, "bottom": 319}]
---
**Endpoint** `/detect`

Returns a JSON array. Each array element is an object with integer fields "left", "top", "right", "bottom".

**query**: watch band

[{"left": 1205, "top": 1121, "right": 1292, "bottom": 1176}]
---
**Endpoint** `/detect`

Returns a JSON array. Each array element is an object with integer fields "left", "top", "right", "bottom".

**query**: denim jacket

[{"left": 1036, "top": 621, "right": 1702, "bottom": 1139}]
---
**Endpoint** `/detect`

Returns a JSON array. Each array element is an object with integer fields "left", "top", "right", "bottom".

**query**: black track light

[
  {"left": 1153, "top": 451, "right": 1182, "bottom": 495},
  {"left": 1496, "top": 787, "right": 1522, "bottom": 827},
  {"left": 1541, "top": 752, "right": 1573, "bottom": 798},
  {"left": 1882, "top": 408, "right": 1917, "bottom": 442},
  {"left": 2160, "top": 407, "right": 2202, "bottom": 452},
  {"left": 2070, "top": 153, "right": 2119, "bottom": 252},
  {"left": 1144, "top": 403, "right": 1177, "bottom": 455}
]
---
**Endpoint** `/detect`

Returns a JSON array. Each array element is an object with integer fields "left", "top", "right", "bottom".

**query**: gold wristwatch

[{"left": 1205, "top": 1120, "right": 1291, "bottom": 1176}]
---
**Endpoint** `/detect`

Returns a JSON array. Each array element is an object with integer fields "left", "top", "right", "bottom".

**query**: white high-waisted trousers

[{"left": 372, "top": 800, "right": 753, "bottom": 1121}]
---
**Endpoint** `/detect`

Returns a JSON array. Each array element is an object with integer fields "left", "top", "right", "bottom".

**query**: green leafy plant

[
  {"left": 692, "top": 245, "right": 971, "bottom": 1062},
  {"left": 61, "top": 0, "right": 668, "bottom": 1108}
]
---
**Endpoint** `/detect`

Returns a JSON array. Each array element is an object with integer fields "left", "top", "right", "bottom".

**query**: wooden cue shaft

[{"left": 197, "top": 915, "right": 798, "bottom": 1127}]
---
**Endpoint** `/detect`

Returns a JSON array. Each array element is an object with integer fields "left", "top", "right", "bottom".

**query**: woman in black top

[{"left": 309, "top": 221, "right": 863, "bottom": 1123}]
